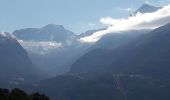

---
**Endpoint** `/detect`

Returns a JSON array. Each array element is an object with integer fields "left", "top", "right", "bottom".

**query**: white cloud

[{"left": 80, "top": 4, "right": 170, "bottom": 43}]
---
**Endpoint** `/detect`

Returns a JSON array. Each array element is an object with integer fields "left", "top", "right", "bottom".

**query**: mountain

[
  {"left": 79, "top": 30, "right": 98, "bottom": 37},
  {"left": 0, "top": 33, "right": 43, "bottom": 88},
  {"left": 27, "top": 41, "right": 89, "bottom": 76},
  {"left": 12, "top": 24, "right": 77, "bottom": 76},
  {"left": 70, "top": 30, "right": 150, "bottom": 74},
  {"left": 12, "top": 24, "right": 90, "bottom": 76},
  {"left": 131, "top": 4, "right": 161, "bottom": 16},
  {"left": 78, "top": 28, "right": 105, "bottom": 38},
  {"left": 71, "top": 30, "right": 151, "bottom": 74},
  {"left": 71, "top": 23, "right": 170, "bottom": 76},
  {"left": 108, "top": 23, "right": 170, "bottom": 77},
  {"left": 91, "top": 29, "right": 150, "bottom": 49},
  {"left": 13, "top": 24, "right": 75, "bottom": 42},
  {"left": 34, "top": 23, "right": 170, "bottom": 100}
]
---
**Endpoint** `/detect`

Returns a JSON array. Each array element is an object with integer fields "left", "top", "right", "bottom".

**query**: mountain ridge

[
  {"left": 13, "top": 24, "right": 75, "bottom": 42},
  {"left": 0, "top": 33, "right": 44, "bottom": 88},
  {"left": 131, "top": 3, "right": 161, "bottom": 16}
]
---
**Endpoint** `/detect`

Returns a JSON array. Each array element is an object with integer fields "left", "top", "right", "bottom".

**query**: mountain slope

[
  {"left": 70, "top": 29, "right": 150, "bottom": 73},
  {"left": 91, "top": 30, "right": 150, "bottom": 49},
  {"left": 0, "top": 33, "right": 42, "bottom": 88},
  {"left": 35, "top": 23, "right": 170, "bottom": 100},
  {"left": 108, "top": 23, "right": 170, "bottom": 77},
  {"left": 71, "top": 23, "right": 170, "bottom": 76}
]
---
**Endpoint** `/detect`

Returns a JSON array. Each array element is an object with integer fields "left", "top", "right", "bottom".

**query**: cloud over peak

[{"left": 80, "top": 4, "right": 170, "bottom": 43}]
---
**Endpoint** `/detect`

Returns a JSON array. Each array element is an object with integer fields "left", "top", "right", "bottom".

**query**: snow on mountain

[{"left": 18, "top": 40, "right": 63, "bottom": 55}]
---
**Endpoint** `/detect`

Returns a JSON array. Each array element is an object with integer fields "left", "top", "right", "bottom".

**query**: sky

[{"left": 0, "top": 0, "right": 170, "bottom": 34}]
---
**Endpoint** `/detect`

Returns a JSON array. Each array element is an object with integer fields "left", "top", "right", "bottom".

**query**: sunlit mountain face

[{"left": 1, "top": 1, "right": 170, "bottom": 100}]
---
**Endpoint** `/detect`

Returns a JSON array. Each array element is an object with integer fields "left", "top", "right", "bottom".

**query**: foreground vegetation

[{"left": 0, "top": 88, "right": 49, "bottom": 100}]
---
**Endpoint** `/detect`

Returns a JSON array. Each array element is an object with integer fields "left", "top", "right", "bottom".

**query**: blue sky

[{"left": 0, "top": 0, "right": 170, "bottom": 34}]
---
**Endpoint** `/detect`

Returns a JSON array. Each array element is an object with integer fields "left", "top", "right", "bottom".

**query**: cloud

[{"left": 80, "top": 4, "right": 170, "bottom": 43}]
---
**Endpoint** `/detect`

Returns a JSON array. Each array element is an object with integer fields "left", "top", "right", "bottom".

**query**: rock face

[
  {"left": 13, "top": 24, "right": 75, "bottom": 42},
  {"left": 0, "top": 33, "right": 42, "bottom": 88},
  {"left": 35, "top": 24, "right": 170, "bottom": 100}
]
